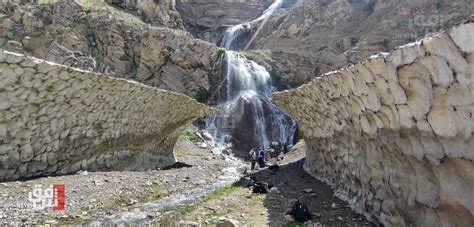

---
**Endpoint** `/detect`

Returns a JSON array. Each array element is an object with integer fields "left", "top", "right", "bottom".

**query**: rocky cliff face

[
  {"left": 244, "top": 0, "right": 474, "bottom": 87},
  {"left": 0, "top": 49, "right": 219, "bottom": 181},
  {"left": 272, "top": 21, "right": 474, "bottom": 226},
  {"left": 105, "top": 0, "right": 184, "bottom": 29},
  {"left": 0, "top": 0, "right": 220, "bottom": 97},
  {"left": 175, "top": 0, "right": 275, "bottom": 43}
]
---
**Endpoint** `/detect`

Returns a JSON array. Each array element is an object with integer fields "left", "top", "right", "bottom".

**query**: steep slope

[
  {"left": 175, "top": 0, "right": 276, "bottom": 43},
  {"left": 105, "top": 0, "right": 184, "bottom": 29},
  {"left": 241, "top": 0, "right": 474, "bottom": 87},
  {"left": 0, "top": 0, "right": 220, "bottom": 97},
  {"left": 272, "top": 21, "right": 474, "bottom": 226}
]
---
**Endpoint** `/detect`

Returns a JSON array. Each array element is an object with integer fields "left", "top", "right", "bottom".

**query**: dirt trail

[{"left": 167, "top": 142, "right": 373, "bottom": 226}]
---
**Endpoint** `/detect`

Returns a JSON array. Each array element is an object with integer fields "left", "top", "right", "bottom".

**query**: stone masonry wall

[
  {"left": 0, "top": 50, "right": 219, "bottom": 182},
  {"left": 272, "top": 21, "right": 474, "bottom": 226}
]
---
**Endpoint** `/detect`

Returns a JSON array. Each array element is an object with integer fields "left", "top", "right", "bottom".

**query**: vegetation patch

[
  {"left": 38, "top": 0, "right": 62, "bottom": 5},
  {"left": 160, "top": 179, "right": 245, "bottom": 224},
  {"left": 217, "top": 48, "right": 226, "bottom": 57},
  {"left": 193, "top": 87, "right": 212, "bottom": 103},
  {"left": 270, "top": 68, "right": 287, "bottom": 90},
  {"left": 240, "top": 51, "right": 255, "bottom": 60},
  {"left": 382, "top": 37, "right": 390, "bottom": 51},
  {"left": 178, "top": 130, "right": 201, "bottom": 143}
]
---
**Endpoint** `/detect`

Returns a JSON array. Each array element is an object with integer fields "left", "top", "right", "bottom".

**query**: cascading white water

[
  {"left": 221, "top": 0, "right": 284, "bottom": 50},
  {"left": 207, "top": 0, "right": 296, "bottom": 151}
]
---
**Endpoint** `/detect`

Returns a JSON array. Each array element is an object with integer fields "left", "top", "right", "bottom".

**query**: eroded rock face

[
  {"left": 250, "top": 0, "right": 474, "bottom": 87},
  {"left": 272, "top": 21, "right": 474, "bottom": 226},
  {"left": 175, "top": 0, "right": 275, "bottom": 43},
  {"left": 0, "top": 50, "right": 219, "bottom": 182},
  {"left": 105, "top": 0, "right": 184, "bottom": 29},
  {"left": 0, "top": 1, "right": 220, "bottom": 97}
]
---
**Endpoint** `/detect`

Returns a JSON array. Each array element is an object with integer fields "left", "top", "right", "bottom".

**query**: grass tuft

[
  {"left": 178, "top": 130, "right": 201, "bottom": 143},
  {"left": 38, "top": 0, "right": 62, "bottom": 5}
]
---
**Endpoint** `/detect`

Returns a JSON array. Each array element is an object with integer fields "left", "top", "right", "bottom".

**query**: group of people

[{"left": 248, "top": 141, "right": 288, "bottom": 171}]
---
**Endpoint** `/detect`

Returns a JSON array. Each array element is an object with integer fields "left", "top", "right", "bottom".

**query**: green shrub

[
  {"left": 382, "top": 38, "right": 390, "bottom": 51},
  {"left": 179, "top": 130, "right": 200, "bottom": 143},
  {"left": 217, "top": 48, "right": 226, "bottom": 57},
  {"left": 270, "top": 69, "right": 282, "bottom": 81},
  {"left": 194, "top": 87, "right": 212, "bottom": 103}
]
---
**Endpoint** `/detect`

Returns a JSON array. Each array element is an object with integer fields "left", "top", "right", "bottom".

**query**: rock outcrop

[
  {"left": 0, "top": 50, "right": 219, "bottom": 182},
  {"left": 175, "top": 0, "right": 275, "bottom": 43},
  {"left": 272, "top": 21, "right": 474, "bottom": 226},
  {"left": 105, "top": 0, "right": 184, "bottom": 29},
  {"left": 248, "top": 0, "right": 474, "bottom": 87},
  {"left": 0, "top": 0, "right": 220, "bottom": 97}
]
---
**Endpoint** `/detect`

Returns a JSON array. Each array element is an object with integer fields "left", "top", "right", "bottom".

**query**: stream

[
  {"left": 76, "top": 0, "right": 290, "bottom": 225},
  {"left": 74, "top": 150, "right": 245, "bottom": 225}
]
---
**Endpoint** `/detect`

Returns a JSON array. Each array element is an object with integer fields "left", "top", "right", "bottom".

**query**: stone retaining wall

[
  {"left": 0, "top": 50, "right": 219, "bottom": 182},
  {"left": 272, "top": 21, "right": 474, "bottom": 226}
]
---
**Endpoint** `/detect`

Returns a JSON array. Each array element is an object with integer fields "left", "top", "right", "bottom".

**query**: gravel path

[{"left": 169, "top": 141, "right": 374, "bottom": 226}]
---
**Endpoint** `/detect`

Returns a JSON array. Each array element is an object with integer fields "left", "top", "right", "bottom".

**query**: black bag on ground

[
  {"left": 252, "top": 182, "right": 268, "bottom": 194},
  {"left": 288, "top": 201, "right": 312, "bottom": 223}
]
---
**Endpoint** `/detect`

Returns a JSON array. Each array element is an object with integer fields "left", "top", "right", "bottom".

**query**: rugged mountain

[
  {"left": 0, "top": 0, "right": 220, "bottom": 97},
  {"left": 166, "top": 0, "right": 474, "bottom": 89},
  {"left": 175, "top": 0, "right": 276, "bottom": 44},
  {"left": 105, "top": 0, "right": 184, "bottom": 29},
  {"left": 230, "top": 0, "right": 474, "bottom": 87}
]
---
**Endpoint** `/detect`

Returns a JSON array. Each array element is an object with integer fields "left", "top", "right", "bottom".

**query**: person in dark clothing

[
  {"left": 282, "top": 143, "right": 288, "bottom": 154},
  {"left": 257, "top": 148, "right": 265, "bottom": 168},
  {"left": 288, "top": 201, "right": 312, "bottom": 223}
]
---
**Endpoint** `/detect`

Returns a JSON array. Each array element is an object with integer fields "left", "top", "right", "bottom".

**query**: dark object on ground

[
  {"left": 251, "top": 181, "right": 273, "bottom": 194},
  {"left": 161, "top": 162, "right": 193, "bottom": 170},
  {"left": 269, "top": 165, "right": 279, "bottom": 171},
  {"left": 288, "top": 201, "right": 312, "bottom": 223},
  {"left": 252, "top": 182, "right": 268, "bottom": 194},
  {"left": 242, "top": 176, "right": 257, "bottom": 187}
]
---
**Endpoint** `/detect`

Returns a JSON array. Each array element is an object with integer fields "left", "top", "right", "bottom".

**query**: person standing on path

[
  {"left": 258, "top": 148, "right": 266, "bottom": 169},
  {"left": 249, "top": 148, "right": 257, "bottom": 170},
  {"left": 269, "top": 151, "right": 279, "bottom": 171}
]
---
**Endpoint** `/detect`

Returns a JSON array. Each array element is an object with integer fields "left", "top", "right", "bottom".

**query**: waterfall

[
  {"left": 206, "top": 0, "right": 296, "bottom": 152},
  {"left": 221, "top": 0, "right": 284, "bottom": 50}
]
